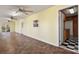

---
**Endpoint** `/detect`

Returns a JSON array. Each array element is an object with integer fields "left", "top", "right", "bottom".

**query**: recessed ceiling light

[{"left": 69, "top": 8, "right": 74, "bottom": 14}]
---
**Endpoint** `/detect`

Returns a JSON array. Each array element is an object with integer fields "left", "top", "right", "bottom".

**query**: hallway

[
  {"left": 0, "top": 5, "right": 78, "bottom": 54},
  {"left": 0, "top": 32, "right": 76, "bottom": 54}
]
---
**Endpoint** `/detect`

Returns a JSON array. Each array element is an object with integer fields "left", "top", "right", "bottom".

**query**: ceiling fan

[
  {"left": 5, "top": 15, "right": 17, "bottom": 22},
  {"left": 7, "top": 16, "right": 16, "bottom": 22},
  {"left": 6, "top": 6, "right": 33, "bottom": 21},
  {"left": 16, "top": 7, "right": 33, "bottom": 15}
]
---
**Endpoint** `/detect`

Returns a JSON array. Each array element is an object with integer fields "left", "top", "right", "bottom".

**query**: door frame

[{"left": 58, "top": 5, "right": 78, "bottom": 46}]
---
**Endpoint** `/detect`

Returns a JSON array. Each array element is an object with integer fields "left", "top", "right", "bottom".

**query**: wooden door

[{"left": 73, "top": 16, "right": 78, "bottom": 37}]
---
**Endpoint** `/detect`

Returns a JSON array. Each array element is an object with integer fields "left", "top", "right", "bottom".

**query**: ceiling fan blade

[
  {"left": 24, "top": 10, "right": 33, "bottom": 12},
  {"left": 19, "top": 8, "right": 23, "bottom": 12},
  {"left": 24, "top": 12, "right": 29, "bottom": 15},
  {"left": 18, "top": 7, "right": 33, "bottom": 12}
]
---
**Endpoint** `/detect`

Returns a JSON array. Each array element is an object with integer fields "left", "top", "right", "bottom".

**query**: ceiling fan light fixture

[
  {"left": 11, "top": 11, "right": 19, "bottom": 16},
  {"left": 8, "top": 18, "right": 11, "bottom": 21},
  {"left": 5, "top": 18, "right": 11, "bottom": 21},
  {"left": 10, "top": 11, "right": 22, "bottom": 16}
]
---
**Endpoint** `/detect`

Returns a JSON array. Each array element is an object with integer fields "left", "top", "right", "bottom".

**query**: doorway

[{"left": 59, "top": 5, "right": 78, "bottom": 51}]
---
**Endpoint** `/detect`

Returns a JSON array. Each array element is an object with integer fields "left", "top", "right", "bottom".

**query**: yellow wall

[{"left": 15, "top": 5, "right": 72, "bottom": 46}]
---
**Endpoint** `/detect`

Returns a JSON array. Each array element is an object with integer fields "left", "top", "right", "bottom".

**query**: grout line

[{"left": 60, "top": 46, "right": 78, "bottom": 53}]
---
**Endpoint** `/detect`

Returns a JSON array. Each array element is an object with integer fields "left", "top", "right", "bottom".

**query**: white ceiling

[{"left": 0, "top": 5, "right": 52, "bottom": 22}]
